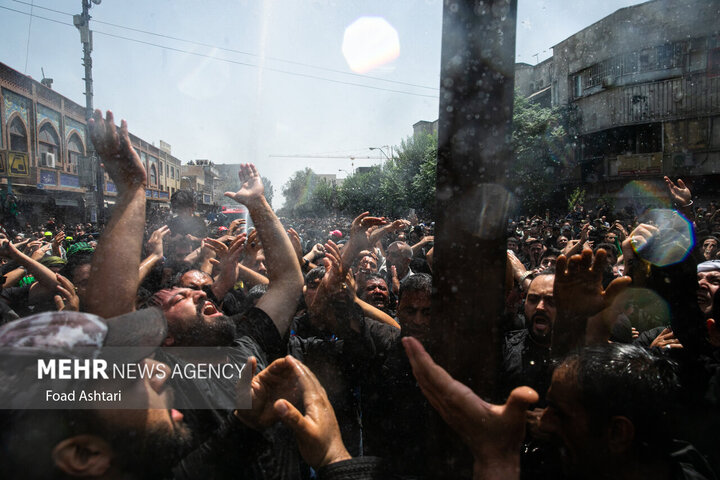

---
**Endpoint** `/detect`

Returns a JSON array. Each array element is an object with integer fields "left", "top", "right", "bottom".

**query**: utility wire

[
  {"left": 0, "top": 4, "right": 439, "bottom": 99},
  {"left": 22, "top": 0, "right": 33, "bottom": 73},
  {"left": 97, "top": 30, "right": 441, "bottom": 99},
  {"left": 11, "top": 0, "right": 439, "bottom": 91}
]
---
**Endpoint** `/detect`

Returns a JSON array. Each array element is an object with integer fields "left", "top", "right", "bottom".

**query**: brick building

[{"left": 0, "top": 61, "right": 183, "bottom": 226}]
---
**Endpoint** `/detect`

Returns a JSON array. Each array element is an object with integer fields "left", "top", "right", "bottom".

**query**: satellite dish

[{"left": 91, "top": 0, "right": 102, "bottom": 4}]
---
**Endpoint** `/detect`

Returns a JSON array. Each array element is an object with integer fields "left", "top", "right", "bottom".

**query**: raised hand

[
  {"left": 287, "top": 228, "right": 304, "bottom": 264},
  {"left": 664, "top": 176, "right": 692, "bottom": 207},
  {"left": 620, "top": 222, "right": 659, "bottom": 264},
  {"left": 325, "top": 241, "right": 349, "bottom": 289},
  {"left": 391, "top": 219, "right": 410, "bottom": 232},
  {"left": 345, "top": 212, "right": 386, "bottom": 268},
  {"left": 553, "top": 249, "right": 632, "bottom": 355},
  {"left": 52, "top": 231, "right": 65, "bottom": 256},
  {"left": 390, "top": 265, "right": 400, "bottom": 296},
  {"left": 145, "top": 225, "right": 170, "bottom": 257},
  {"left": 403, "top": 336, "right": 536, "bottom": 477},
  {"left": 54, "top": 274, "right": 80, "bottom": 312},
  {"left": 351, "top": 212, "right": 387, "bottom": 248},
  {"left": 649, "top": 327, "right": 684, "bottom": 350},
  {"left": 202, "top": 237, "right": 229, "bottom": 259},
  {"left": 310, "top": 243, "right": 325, "bottom": 259},
  {"left": 88, "top": 110, "right": 147, "bottom": 192},
  {"left": 235, "top": 357, "right": 302, "bottom": 431},
  {"left": 224, "top": 163, "right": 264, "bottom": 206},
  {"left": 229, "top": 218, "right": 246, "bottom": 235},
  {"left": 245, "top": 229, "right": 261, "bottom": 254},
  {"left": 274, "top": 356, "right": 352, "bottom": 469},
  {"left": 555, "top": 249, "right": 631, "bottom": 321},
  {"left": 0, "top": 239, "right": 15, "bottom": 258}
]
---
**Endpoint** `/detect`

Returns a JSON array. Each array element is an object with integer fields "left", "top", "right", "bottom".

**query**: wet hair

[
  {"left": 398, "top": 273, "right": 432, "bottom": 301},
  {"left": 363, "top": 272, "right": 386, "bottom": 284},
  {"left": 305, "top": 265, "right": 326, "bottom": 286},
  {"left": 59, "top": 252, "right": 93, "bottom": 281},
  {"left": 170, "top": 190, "right": 196, "bottom": 210},
  {"left": 242, "top": 284, "right": 269, "bottom": 312},
  {"left": 529, "top": 268, "right": 556, "bottom": 283},
  {"left": 594, "top": 242, "right": 618, "bottom": 256},
  {"left": 560, "top": 343, "right": 680, "bottom": 454},
  {"left": 173, "top": 268, "right": 213, "bottom": 288}
]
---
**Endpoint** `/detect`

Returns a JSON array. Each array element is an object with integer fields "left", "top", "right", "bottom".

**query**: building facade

[
  {"left": 181, "top": 160, "right": 220, "bottom": 210},
  {"left": 515, "top": 0, "right": 720, "bottom": 202},
  {"left": 0, "top": 61, "right": 183, "bottom": 226}
]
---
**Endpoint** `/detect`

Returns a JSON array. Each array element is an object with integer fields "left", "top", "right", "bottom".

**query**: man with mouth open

[
  {"left": 697, "top": 260, "right": 720, "bottom": 318},
  {"left": 78, "top": 111, "right": 303, "bottom": 478},
  {"left": 358, "top": 273, "right": 392, "bottom": 315},
  {"left": 500, "top": 270, "right": 556, "bottom": 404}
]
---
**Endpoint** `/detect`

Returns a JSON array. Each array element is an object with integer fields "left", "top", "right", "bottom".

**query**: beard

[
  {"left": 173, "top": 311, "right": 237, "bottom": 347},
  {"left": 108, "top": 415, "right": 194, "bottom": 478}
]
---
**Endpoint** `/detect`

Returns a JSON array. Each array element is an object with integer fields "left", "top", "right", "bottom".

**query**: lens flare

[
  {"left": 631, "top": 208, "right": 694, "bottom": 267},
  {"left": 342, "top": 17, "right": 400, "bottom": 73},
  {"left": 611, "top": 287, "right": 671, "bottom": 333},
  {"left": 614, "top": 180, "right": 670, "bottom": 216}
]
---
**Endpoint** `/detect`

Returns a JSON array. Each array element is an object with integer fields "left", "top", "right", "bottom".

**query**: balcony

[{"left": 574, "top": 73, "right": 720, "bottom": 134}]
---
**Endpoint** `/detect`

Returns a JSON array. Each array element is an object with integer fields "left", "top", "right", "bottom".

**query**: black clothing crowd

[{"left": 0, "top": 112, "right": 719, "bottom": 480}]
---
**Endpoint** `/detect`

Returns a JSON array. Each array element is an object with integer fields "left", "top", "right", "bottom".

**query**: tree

[
  {"left": 278, "top": 132, "right": 438, "bottom": 219},
  {"left": 332, "top": 133, "right": 437, "bottom": 218},
  {"left": 509, "top": 94, "right": 572, "bottom": 214},
  {"left": 310, "top": 179, "right": 337, "bottom": 216},
  {"left": 261, "top": 176, "right": 274, "bottom": 207},
  {"left": 281, "top": 168, "right": 320, "bottom": 216}
]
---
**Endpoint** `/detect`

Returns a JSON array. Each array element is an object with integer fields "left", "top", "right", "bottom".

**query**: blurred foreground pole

[{"left": 429, "top": 0, "right": 517, "bottom": 477}]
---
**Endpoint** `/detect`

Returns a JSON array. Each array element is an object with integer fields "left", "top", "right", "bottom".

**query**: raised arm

[
  {"left": 224, "top": 164, "right": 303, "bottom": 334},
  {"left": 138, "top": 225, "right": 169, "bottom": 284},
  {"left": 552, "top": 249, "right": 631, "bottom": 357},
  {"left": 84, "top": 110, "right": 147, "bottom": 317},
  {"left": 0, "top": 240, "right": 61, "bottom": 302},
  {"left": 403, "top": 337, "right": 537, "bottom": 480}
]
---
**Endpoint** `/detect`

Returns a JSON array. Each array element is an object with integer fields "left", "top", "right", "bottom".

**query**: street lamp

[{"left": 369, "top": 145, "right": 391, "bottom": 166}]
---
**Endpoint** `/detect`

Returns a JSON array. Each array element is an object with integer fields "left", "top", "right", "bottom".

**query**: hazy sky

[{"left": 0, "top": 0, "right": 644, "bottom": 207}]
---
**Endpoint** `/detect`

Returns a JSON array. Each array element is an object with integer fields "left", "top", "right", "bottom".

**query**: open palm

[{"left": 225, "top": 163, "right": 264, "bottom": 205}]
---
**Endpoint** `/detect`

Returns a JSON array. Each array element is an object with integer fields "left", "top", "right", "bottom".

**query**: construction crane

[
  {"left": 268, "top": 154, "right": 385, "bottom": 174},
  {"left": 268, "top": 154, "right": 382, "bottom": 160}
]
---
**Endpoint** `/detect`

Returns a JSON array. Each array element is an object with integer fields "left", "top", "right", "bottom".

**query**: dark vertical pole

[
  {"left": 77, "top": 0, "right": 104, "bottom": 224},
  {"left": 429, "top": 0, "right": 517, "bottom": 477}
]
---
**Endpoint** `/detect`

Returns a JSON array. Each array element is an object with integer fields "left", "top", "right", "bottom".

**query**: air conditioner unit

[
  {"left": 40, "top": 152, "right": 55, "bottom": 168},
  {"left": 602, "top": 76, "right": 615, "bottom": 87}
]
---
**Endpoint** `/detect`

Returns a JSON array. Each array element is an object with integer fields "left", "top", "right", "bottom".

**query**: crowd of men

[{"left": 0, "top": 110, "right": 718, "bottom": 479}]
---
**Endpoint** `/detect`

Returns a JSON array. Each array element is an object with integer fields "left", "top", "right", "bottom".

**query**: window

[
  {"left": 1, "top": 3, "right": 715, "bottom": 478},
  {"left": 38, "top": 122, "right": 60, "bottom": 167},
  {"left": 9, "top": 117, "right": 28, "bottom": 152},
  {"left": 574, "top": 75, "right": 583, "bottom": 97},
  {"left": 67, "top": 133, "right": 84, "bottom": 172}
]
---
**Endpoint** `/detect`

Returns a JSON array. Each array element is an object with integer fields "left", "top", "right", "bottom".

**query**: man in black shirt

[{"left": 500, "top": 271, "right": 556, "bottom": 403}]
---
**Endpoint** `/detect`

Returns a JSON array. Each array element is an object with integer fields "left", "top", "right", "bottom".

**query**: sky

[{"left": 0, "top": 0, "right": 645, "bottom": 207}]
